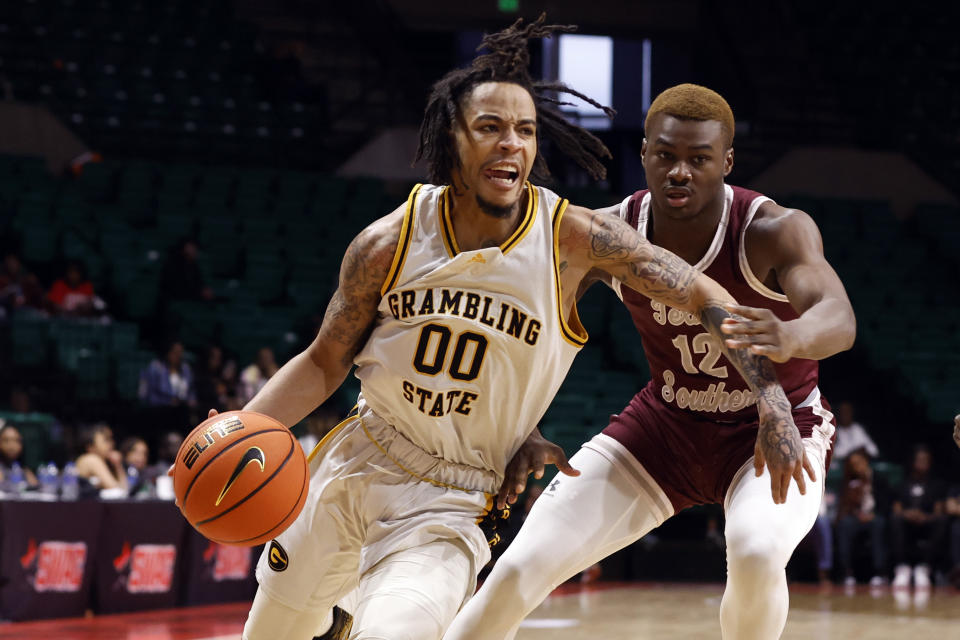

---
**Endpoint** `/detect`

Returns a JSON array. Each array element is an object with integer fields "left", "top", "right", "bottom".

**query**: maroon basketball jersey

[{"left": 615, "top": 185, "right": 819, "bottom": 421}]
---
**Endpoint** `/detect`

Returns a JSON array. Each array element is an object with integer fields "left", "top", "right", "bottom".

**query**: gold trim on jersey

[
  {"left": 380, "top": 184, "right": 421, "bottom": 296},
  {"left": 499, "top": 184, "right": 538, "bottom": 254},
  {"left": 439, "top": 186, "right": 460, "bottom": 257},
  {"left": 438, "top": 183, "right": 537, "bottom": 258},
  {"left": 358, "top": 416, "right": 489, "bottom": 495},
  {"left": 306, "top": 405, "right": 359, "bottom": 463},
  {"left": 552, "top": 199, "right": 588, "bottom": 348}
]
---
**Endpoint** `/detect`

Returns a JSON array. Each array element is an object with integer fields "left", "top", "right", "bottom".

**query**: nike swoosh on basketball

[{"left": 215, "top": 447, "right": 266, "bottom": 506}]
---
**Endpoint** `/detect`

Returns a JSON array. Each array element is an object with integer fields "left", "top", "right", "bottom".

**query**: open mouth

[
  {"left": 664, "top": 187, "right": 691, "bottom": 207},
  {"left": 484, "top": 163, "right": 521, "bottom": 189}
]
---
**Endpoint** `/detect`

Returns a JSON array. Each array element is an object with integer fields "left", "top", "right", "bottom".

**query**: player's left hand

[
  {"left": 953, "top": 415, "right": 960, "bottom": 449},
  {"left": 498, "top": 428, "right": 579, "bottom": 510},
  {"left": 721, "top": 304, "right": 798, "bottom": 363}
]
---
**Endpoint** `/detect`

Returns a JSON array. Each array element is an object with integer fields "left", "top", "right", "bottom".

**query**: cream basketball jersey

[{"left": 354, "top": 183, "right": 585, "bottom": 478}]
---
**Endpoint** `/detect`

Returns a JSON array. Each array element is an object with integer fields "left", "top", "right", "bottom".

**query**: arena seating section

[
  {"left": 2, "top": 152, "right": 958, "bottom": 456},
  {"left": 1, "top": 0, "right": 957, "bottom": 494},
  {"left": 0, "top": 0, "right": 324, "bottom": 165}
]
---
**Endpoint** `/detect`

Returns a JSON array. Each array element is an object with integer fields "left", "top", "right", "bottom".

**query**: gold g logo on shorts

[{"left": 267, "top": 541, "right": 289, "bottom": 572}]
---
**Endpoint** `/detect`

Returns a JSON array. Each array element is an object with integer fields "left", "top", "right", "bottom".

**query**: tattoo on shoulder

[{"left": 322, "top": 231, "right": 391, "bottom": 366}]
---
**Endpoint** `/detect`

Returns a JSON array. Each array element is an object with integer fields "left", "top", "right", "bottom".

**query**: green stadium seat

[
  {"left": 109, "top": 321, "right": 140, "bottom": 353},
  {"left": 76, "top": 352, "right": 111, "bottom": 400},
  {"left": 11, "top": 314, "right": 50, "bottom": 367},
  {"left": 20, "top": 225, "right": 59, "bottom": 263},
  {"left": 113, "top": 349, "right": 155, "bottom": 400},
  {"left": 0, "top": 411, "right": 55, "bottom": 469},
  {"left": 124, "top": 276, "right": 160, "bottom": 319}
]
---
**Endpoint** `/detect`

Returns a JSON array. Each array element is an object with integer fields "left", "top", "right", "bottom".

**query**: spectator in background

[
  {"left": 947, "top": 483, "right": 960, "bottom": 588},
  {"left": 196, "top": 345, "right": 239, "bottom": 411},
  {"left": 120, "top": 436, "right": 150, "bottom": 496},
  {"left": 890, "top": 444, "right": 946, "bottom": 589},
  {"left": 146, "top": 431, "right": 183, "bottom": 480},
  {"left": 238, "top": 347, "right": 278, "bottom": 406},
  {"left": 0, "top": 251, "right": 46, "bottom": 317},
  {"left": 47, "top": 259, "right": 106, "bottom": 317},
  {"left": 836, "top": 448, "right": 891, "bottom": 587},
  {"left": 0, "top": 421, "right": 39, "bottom": 488},
  {"left": 160, "top": 238, "right": 213, "bottom": 302},
  {"left": 75, "top": 423, "right": 128, "bottom": 497},
  {"left": 139, "top": 340, "right": 196, "bottom": 408},
  {"left": 833, "top": 401, "right": 879, "bottom": 461},
  {"left": 8, "top": 385, "right": 32, "bottom": 414}
]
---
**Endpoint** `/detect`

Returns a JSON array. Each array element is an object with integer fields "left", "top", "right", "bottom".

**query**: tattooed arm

[
  {"left": 244, "top": 208, "right": 403, "bottom": 427},
  {"left": 558, "top": 205, "right": 814, "bottom": 503}
]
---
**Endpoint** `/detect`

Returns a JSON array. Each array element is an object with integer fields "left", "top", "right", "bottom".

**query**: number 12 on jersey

[{"left": 671, "top": 333, "right": 728, "bottom": 378}]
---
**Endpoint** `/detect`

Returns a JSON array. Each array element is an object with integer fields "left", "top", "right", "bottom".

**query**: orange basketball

[{"left": 173, "top": 410, "right": 309, "bottom": 546}]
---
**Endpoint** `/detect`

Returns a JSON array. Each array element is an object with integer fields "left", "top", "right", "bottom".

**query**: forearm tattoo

[
  {"left": 588, "top": 215, "right": 698, "bottom": 306},
  {"left": 588, "top": 213, "right": 641, "bottom": 259},
  {"left": 700, "top": 304, "right": 801, "bottom": 465},
  {"left": 582, "top": 211, "right": 800, "bottom": 466}
]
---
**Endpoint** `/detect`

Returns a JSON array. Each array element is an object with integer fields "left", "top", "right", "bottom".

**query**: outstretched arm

[
  {"left": 243, "top": 209, "right": 402, "bottom": 426},
  {"left": 721, "top": 204, "right": 856, "bottom": 362},
  {"left": 559, "top": 206, "right": 813, "bottom": 503}
]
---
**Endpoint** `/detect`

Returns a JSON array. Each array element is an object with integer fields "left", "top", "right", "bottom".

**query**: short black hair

[{"left": 416, "top": 14, "right": 614, "bottom": 187}]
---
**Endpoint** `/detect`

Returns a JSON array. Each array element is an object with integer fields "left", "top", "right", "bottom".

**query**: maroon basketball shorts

[{"left": 602, "top": 386, "right": 835, "bottom": 512}]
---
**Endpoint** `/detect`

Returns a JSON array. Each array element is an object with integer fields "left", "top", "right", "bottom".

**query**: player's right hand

[
  {"left": 497, "top": 427, "right": 580, "bottom": 509},
  {"left": 754, "top": 412, "right": 815, "bottom": 505}
]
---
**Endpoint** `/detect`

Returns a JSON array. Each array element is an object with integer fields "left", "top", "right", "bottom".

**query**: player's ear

[
  {"left": 640, "top": 138, "right": 648, "bottom": 168},
  {"left": 723, "top": 146, "right": 734, "bottom": 178}
]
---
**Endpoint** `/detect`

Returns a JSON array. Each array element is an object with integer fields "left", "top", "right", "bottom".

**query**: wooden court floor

[{"left": 2, "top": 583, "right": 959, "bottom": 639}]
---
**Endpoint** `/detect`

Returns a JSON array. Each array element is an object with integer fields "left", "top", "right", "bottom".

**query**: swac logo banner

[
  {"left": 126, "top": 544, "right": 177, "bottom": 593},
  {"left": 31, "top": 541, "right": 87, "bottom": 592},
  {"left": 213, "top": 544, "right": 253, "bottom": 581}
]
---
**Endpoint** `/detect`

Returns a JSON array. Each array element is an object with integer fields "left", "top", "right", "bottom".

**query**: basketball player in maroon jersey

[{"left": 444, "top": 84, "right": 856, "bottom": 640}]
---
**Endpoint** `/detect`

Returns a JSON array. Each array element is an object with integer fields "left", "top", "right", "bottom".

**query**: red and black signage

[
  {"left": 0, "top": 501, "right": 103, "bottom": 621},
  {"left": 181, "top": 529, "right": 260, "bottom": 605},
  {"left": 96, "top": 501, "right": 185, "bottom": 613}
]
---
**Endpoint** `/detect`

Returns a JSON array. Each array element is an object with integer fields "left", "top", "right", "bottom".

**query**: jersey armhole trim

[
  {"left": 552, "top": 199, "right": 588, "bottom": 348},
  {"left": 737, "top": 196, "right": 790, "bottom": 302},
  {"left": 618, "top": 194, "right": 633, "bottom": 222},
  {"left": 380, "top": 183, "right": 421, "bottom": 296}
]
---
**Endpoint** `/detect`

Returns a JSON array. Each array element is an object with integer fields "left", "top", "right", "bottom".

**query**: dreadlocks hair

[{"left": 415, "top": 13, "right": 615, "bottom": 187}]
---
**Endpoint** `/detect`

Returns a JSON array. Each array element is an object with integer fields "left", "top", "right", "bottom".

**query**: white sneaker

[
  {"left": 843, "top": 575, "right": 857, "bottom": 587},
  {"left": 869, "top": 575, "right": 886, "bottom": 587},
  {"left": 914, "top": 564, "right": 931, "bottom": 589},
  {"left": 892, "top": 564, "right": 911, "bottom": 588}
]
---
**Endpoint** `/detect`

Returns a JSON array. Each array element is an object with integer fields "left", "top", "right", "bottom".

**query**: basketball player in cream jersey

[
  {"left": 239, "top": 22, "right": 807, "bottom": 640},
  {"left": 445, "top": 84, "right": 856, "bottom": 640}
]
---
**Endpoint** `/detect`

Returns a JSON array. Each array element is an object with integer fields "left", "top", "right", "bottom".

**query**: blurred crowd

[
  {"left": 794, "top": 402, "right": 960, "bottom": 591},
  {"left": 1, "top": 250, "right": 107, "bottom": 321},
  {"left": 2, "top": 249, "right": 958, "bottom": 590},
  {"left": 0, "top": 246, "right": 343, "bottom": 504}
]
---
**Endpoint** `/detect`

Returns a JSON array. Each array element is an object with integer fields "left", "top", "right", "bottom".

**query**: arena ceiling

[{"left": 381, "top": 0, "right": 699, "bottom": 35}]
